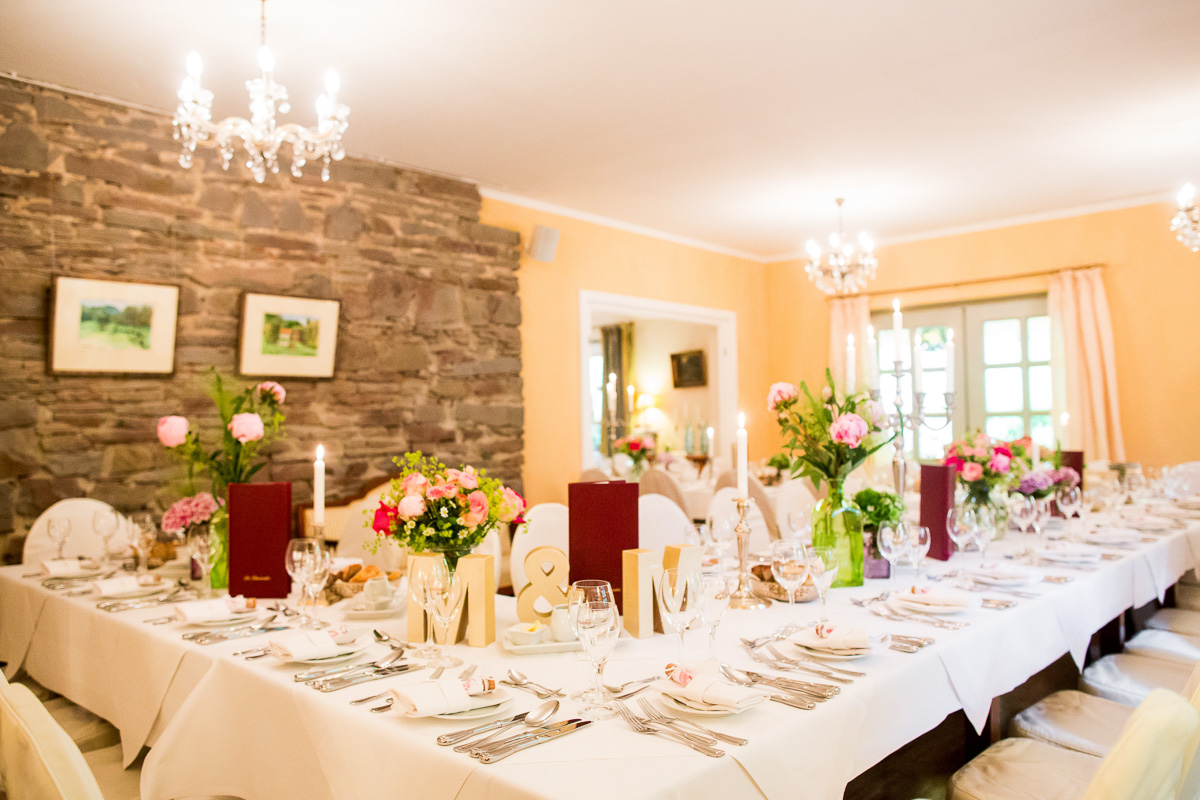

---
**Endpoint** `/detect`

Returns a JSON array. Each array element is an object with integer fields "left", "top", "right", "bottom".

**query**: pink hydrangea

[
  {"left": 829, "top": 413, "right": 869, "bottom": 448},
  {"left": 767, "top": 382, "right": 799, "bottom": 412},
  {"left": 161, "top": 492, "right": 221, "bottom": 533},
  {"left": 227, "top": 413, "right": 264, "bottom": 443},
  {"left": 257, "top": 381, "right": 286, "bottom": 404},
  {"left": 157, "top": 415, "right": 189, "bottom": 448},
  {"left": 988, "top": 453, "right": 1011, "bottom": 474}
]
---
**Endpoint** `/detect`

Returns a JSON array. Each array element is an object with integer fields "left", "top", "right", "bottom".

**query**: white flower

[{"left": 439, "top": 507, "right": 449, "bottom": 518}]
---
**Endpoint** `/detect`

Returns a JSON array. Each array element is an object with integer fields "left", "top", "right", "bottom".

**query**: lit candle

[
  {"left": 314, "top": 444, "right": 326, "bottom": 527},
  {"left": 606, "top": 373, "right": 617, "bottom": 426},
  {"left": 945, "top": 329, "right": 956, "bottom": 394},
  {"left": 706, "top": 426, "right": 715, "bottom": 458},
  {"left": 866, "top": 325, "right": 879, "bottom": 392},
  {"left": 891, "top": 299, "right": 903, "bottom": 370},
  {"left": 845, "top": 334, "right": 856, "bottom": 395},
  {"left": 912, "top": 331, "right": 923, "bottom": 396},
  {"left": 736, "top": 413, "right": 748, "bottom": 497},
  {"left": 1179, "top": 183, "right": 1197, "bottom": 209}
]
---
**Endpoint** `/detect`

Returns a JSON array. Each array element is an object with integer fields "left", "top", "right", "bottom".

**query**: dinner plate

[
  {"left": 294, "top": 642, "right": 369, "bottom": 665},
  {"left": 192, "top": 611, "right": 264, "bottom": 627},
  {"left": 433, "top": 692, "right": 513, "bottom": 720},
  {"left": 656, "top": 691, "right": 764, "bottom": 717},
  {"left": 1125, "top": 518, "right": 1180, "bottom": 533},
  {"left": 98, "top": 577, "right": 171, "bottom": 599},
  {"left": 889, "top": 595, "right": 975, "bottom": 615},
  {"left": 500, "top": 635, "right": 582, "bottom": 655},
  {"left": 343, "top": 597, "right": 407, "bottom": 620},
  {"left": 1037, "top": 546, "right": 1101, "bottom": 565},
  {"left": 788, "top": 642, "right": 872, "bottom": 662}
]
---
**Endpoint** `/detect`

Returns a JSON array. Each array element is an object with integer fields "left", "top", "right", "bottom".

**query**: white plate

[
  {"left": 500, "top": 635, "right": 582, "bottom": 655},
  {"left": 788, "top": 642, "right": 872, "bottom": 662},
  {"left": 889, "top": 596, "right": 975, "bottom": 616},
  {"left": 656, "top": 691, "right": 763, "bottom": 718},
  {"left": 344, "top": 597, "right": 407, "bottom": 620},
  {"left": 1037, "top": 548, "right": 1101, "bottom": 565},
  {"left": 100, "top": 580, "right": 171, "bottom": 599},
  {"left": 294, "top": 643, "right": 369, "bottom": 665},
  {"left": 966, "top": 568, "right": 1031, "bottom": 587},
  {"left": 433, "top": 692, "right": 513, "bottom": 720},
  {"left": 192, "top": 611, "right": 264, "bottom": 628}
]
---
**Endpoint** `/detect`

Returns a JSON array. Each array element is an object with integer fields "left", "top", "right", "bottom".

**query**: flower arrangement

[
  {"left": 852, "top": 488, "right": 905, "bottom": 531},
  {"left": 768, "top": 370, "right": 893, "bottom": 491},
  {"left": 943, "top": 431, "right": 1013, "bottom": 501},
  {"left": 1016, "top": 467, "right": 1080, "bottom": 499},
  {"left": 369, "top": 452, "right": 525, "bottom": 568},
  {"left": 157, "top": 373, "right": 286, "bottom": 495},
  {"left": 613, "top": 434, "right": 656, "bottom": 470},
  {"left": 161, "top": 492, "right": 222, "bottom": 534}
]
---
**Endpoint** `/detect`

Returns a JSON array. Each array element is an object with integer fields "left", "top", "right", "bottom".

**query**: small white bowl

[{"left": 506, "top": 622, "right": 550, "bottom": 646}]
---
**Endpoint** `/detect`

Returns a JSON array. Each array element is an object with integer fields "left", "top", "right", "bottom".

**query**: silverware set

[
  {"left": 182, "top": 614, "right": 284, "bottom": 645},
  {"left": 740, "top": 642, "right": 854, "bottom": 684},
  {"left": 434, "top": 698, "right": 592, "bottom": 763},
  {"left": 98, "top": 583, "right": 193, "bottom": 613},
  {"left": 719, "top": 664, "right": 833, "bottom": 708},
  {"left": 365, "top": 665, "right": 476, "bottom": 712},
  {"left": 850, "top": 597, "right": 968, "bottom": 630},
  {"left": 500, "top": 669, "right": 564, "bottom": 699},
  {"left": 635, "top": 697, "right": 746, "bottom": 746},
  {"left": 614, "top": 701, "right": 723, "bottom": 757}
]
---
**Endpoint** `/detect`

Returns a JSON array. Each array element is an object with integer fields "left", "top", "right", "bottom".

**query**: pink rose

[
  {"left": 397, "top": 494, "right": 427, "bottom": 520},
  {"left": 496, "top": 487, "right": 525, "bottom": 523},
  {"left": 461, "top": 490, "right": 489, "bottom": 528},
  {"left": 988, "top": 454, "right": 1011, "bottom": 474},
  {"left": 157, "top": 415, "right": 189, "bottom": 447},
  {"left": 402, "top": 473, "right": 429, "bottom": 496},
  {"left": 829, "top": 413, "right": 869, "bottom": 448},
  {"left": 427, "top": 481, "right": 459, "bottom": 501},
  {"left": 372, "top": 504, "right": 398, "bottom": 535},
  {"left": 767, "top": 382, "right": 799, "bottom": 412},
  {"left": 227, "top": 412, "right": 264, "bottom": 444},
  {"left": 446, "top": 468, "right": 479, "bottom": 490},
  {"left": 944, "top": 455, "right": 964, "bottom": 472},
  {"left": 961, "top": 462, "right": 984, "bottom": 482},
  {"left": 860, "top": 399, "right": 887, "bottom": 429},
  {"left": 822, "top": 385, "right": 833, "bottom": 401},
  {"left": 257, "top": 381, "right": 286, "bottom": 404}
]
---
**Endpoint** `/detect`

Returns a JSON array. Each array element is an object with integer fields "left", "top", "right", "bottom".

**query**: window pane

[
  {"left": 918, "top": 419, "right": 953, "bottom": 461},
  {"left": 921, "top": 370, "right": 947, "bottom": 412},
  {"left": 984, "top": 366, "right": 1024, "bottom": 412},
  {"left": 877, "top": 328, "right": 911, "bottom": 370},
  {"left": 1030, "top": 415, "right": 1053, "bottom": 448},
  {"left": 986, "top": 415, "right": 1025, "bottom": 442},
  {"left": 879, "top": 371, "right": 912, "bottom": 415},
  {"left": 1028, "top": 365, "right": 1052, "bottom": 411},
  {"left": 916, "top": 326, "right": 948, "bottom": 371},
  {"left": 983, "top": 319, "right": 1023, "bottom": 365},
  {"left": 1027, "top": 316, "right": 1051, "bottom": 363}
]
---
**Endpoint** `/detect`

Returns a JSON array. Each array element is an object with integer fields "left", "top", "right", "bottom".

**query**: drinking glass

[
  {"left": 808, "top": 546, "right": 839, "bottom": 622},
  {"left": 974, "top": 505, "right": 996, "bottom": 565},
  {"left": 304, "top": 543, "right": 333, "bottom": 628},
  {"left": 92, "top": 509, "right": 119, "bottom": 562},
  {"left": 426, "top": 564, "right": 465, "bottom": 668},
  {"left": 285, "top": 538, "right": 320, "bottom": 627},
  {"left": 697, "top": 574, "right": 734, "bottom": 662},
  {"left": 1031, "top": 498, "right": 1052, "bottom": 537},
  {"left": 707, "top": 515, "right": 737, "bottom": 575},
  {"left": 1125, "top": 472, "right": 1148, "bottom": 507},
  {"left": 1056, "top": 486, "right": 1082, "bottom": 537},
  {"left": 770, "top": 540, "right": 809, "bottom": 620},
  {"left": 659, "top": 568, "right": 701, "bottom": 661},
  {"left": 909, "top": 526, "right": 931, "bottom": 582},
  {"left": 575, "top": 600, "right": 620, "bottom": 720},
  {"left": 946, "top": 507, "right": 975, "bottom": 563},
  {"left": 48, "top": 518, "right": 71, "bottom": 560},
  {"left": 131, "top": 513, "right": 158, "bottom": 575},
  {"left": 407, "top": 558, "right": 443, "bottom": 660},
  {"left": 1010, "top": 495, "right": 1037, "bottom": 537},
  {"left": 567, "top": 580, "right": 616, "bottom": 702},
  {"left": 187, "top": 525, "right": 213, "bottom": 597},
  {"left": 876, "top": 523, "right": 908, "bottom": 591},
  {"left": 786, "top": 511, "right": 813, "bottom": 546}
]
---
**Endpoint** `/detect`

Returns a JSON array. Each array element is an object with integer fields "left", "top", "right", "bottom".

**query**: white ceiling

[{"left": 3, "top": 0, "right": 1199, "bottom": 259}]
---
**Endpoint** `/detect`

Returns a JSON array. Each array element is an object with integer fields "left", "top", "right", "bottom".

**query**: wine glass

[
  {"left": 48, "top": 517, "right": 71, "bottom": 560},
  {"left": 285, "top": 539, "right": 320, "bottom": 627},
  {"left": 407, "top": 558, "right": 443, "bottom": 660},
  {"left": 1010, "top": 495, "right": 1037, "bottom": 537},
  {"left": 909, "top": 526, "right": 931, "bottom": 582},
  {"left": 808, "top": 546, "right": 839, "bottom": 622},
  {"left": 707, "top": 514, "right": 737, "bottom": 575},
  {"left": 770, "top": 540, "right": 809, "bottom": 620},
  {"left": 92, "top": 509, "right": 119, "bottom": 562},
  {"left": 575, "top": 599, "right": 620, "bottom": 720},
  {"left": 131, "top": 513, "right": 158, "bottom": 575},
  {"left": 304, "top": 543, "right": 332, "bottom": 628},
  {"left": 426, "top": 562, "right": 465, "bottom": 668},
  {"left": 876, "top": 523, "right": 908, "bottom": 591},
  {"left": 786, "top": 512, "right": 813, "bottom": 546},
  {"left": 658, "top": 568, "right": 701, "bottom": 661},
  {"left": 187, "top": 525, "right": 213, "bottom": 598},
  {"left": 946, "top": 507, "right": 975, "bottom": 564},
  {"left": 697, "top": 574, "right": 734, "bottom": 662},
  {"left": 974, "top": 505, "right": 996, "bottom": 565},
  {"left": 567, "top": 580, "right": 616, "bottom": 703}
]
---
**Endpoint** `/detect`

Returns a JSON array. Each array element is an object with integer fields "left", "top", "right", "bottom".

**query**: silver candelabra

[{"left": 871, "top": 357, "right": 955, "bottom": 495}]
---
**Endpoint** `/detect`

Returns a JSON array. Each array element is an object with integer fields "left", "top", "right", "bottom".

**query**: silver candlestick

[
  {"left": 872, "top": 357, "right": 955, "bottom": 495},
  {"left": 728, "top": 497, "right": 770, "bottom": 610}
]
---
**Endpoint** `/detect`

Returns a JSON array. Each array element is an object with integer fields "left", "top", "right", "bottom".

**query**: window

[{"left": 870, "top": 294, "right": 1054, "bottom": 463}]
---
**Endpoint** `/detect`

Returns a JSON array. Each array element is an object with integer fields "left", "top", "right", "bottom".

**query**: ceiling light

[{"left": 804, "top": 198, "right": 878, "bottom": 295}]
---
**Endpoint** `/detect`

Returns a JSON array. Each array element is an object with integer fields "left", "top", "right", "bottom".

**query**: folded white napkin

[
  {"left": 1123, "top": 514, "right": 1175, "bottom": 530},
  {"left": 42, "top": 559, "right": 88, "bottom": 577},
  {"left": 792, "top": 623, "right": 870, "bottom": 652},
  {"left": 268, "top": 627, "right": 363, "bottom": 661},
  {"left": 388, "top": 678, "right": 499, "bottom": 717},
  {"left": 1039, "top": 542, "right": 1101, "bottom": 563},
  {"left": 966, "top": 564, "right": 1031, "bottom": 583},
  {"left": 174, "top": 598, "right": 240, "bottom": 623},
  {"left": 893, "top": 586, "right": 976, "bottom": 609},
  {"left": 1084, "top": 528, "right": 1140, "bottom": 546},
  {"left": 660, "top": 671, "right": 763, "bottom": 711},
  {"left": 90, "top": 576, "right": 143, "bottom": 596}
]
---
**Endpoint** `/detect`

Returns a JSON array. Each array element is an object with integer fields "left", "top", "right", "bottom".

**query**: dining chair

[
  {"left": 0, "top": 681, "right": 108, "bottom": 800},
  {"left": 774, "top": 479, "right": 817, "bottom": 538},
  {"left": 713, "top": 472, "right": 781, "bottom": 541},
  {"left": 1080, "top": 653, "right": 1194, "bottom": 707},
  {"left": 637, "top": 494, "right": 694, "bottom": 552},
  {"left": 638, "top": 467, "right": 689, "bottom": 514},
  {"left": 706, "top": 487, "right": 771, "bottom": 553},
  {"left": 1122, "top": 628, "right": 1200, "bottom": 666},
  {"left": 509, "top": 502, "right": 569, "bottom": 595},
  {"left": 22, "top": 498, "right": 129, "bottom": 565},
  {"left": 949, "top": 689, "right": 1199, "bottom": 800},
  {"left": 1146, "top": 607, "right": 1200, "bottom": 638},
  {"left": 579, "top": 469, "right": 611, "bottom": 483}
]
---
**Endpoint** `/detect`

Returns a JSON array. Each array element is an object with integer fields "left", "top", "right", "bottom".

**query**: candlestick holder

[
  {"left": 309, "top": 522, "right": 327, "bottom": 547},
  {"left": 872, "top": 358, "right": 955, "bottom": 496},
  {"left": 728, "top": 497, "right": 771, "bottom": 610}
]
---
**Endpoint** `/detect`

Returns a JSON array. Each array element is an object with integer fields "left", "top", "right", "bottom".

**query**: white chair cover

[
  {"left": 473, "top": 527, "right": 505, "bottom": 586},
  {"left": 339, "top": 483, "right": 406, "bottom": 573},
  {"left": 707, "top": 487, "right": 771, "bottom": 554},
  {"left": 22, "top": 498, "right": 129, "bottom": 565},
  {"left": 0, "top": 683, "right": 105, "bottom": 800},
  {"left": 1080, "top": 654, "right": 1193, "bottom": 707},
  {"left": 774, "top": 480, "right": 817, "bottom": 539},
  {"left": 1148, "top": 608, "right": 1200, "bottom": 638},
  {"left": 510, "top": 503, "right": 569, "bottom": 595},
  {"left": 579, "top": 469, "right": 609, "bottom": 483},
  {"left": 1123, "top": 629, "right": 1200, "bottom": 666},
  {"left": 637, "top": 494, "right": 694, "bottom": 552},
  {"left": 1010, "top": 690, "right": 1131, "bottom": 758},
  {"left": 638, "top": 468, "right": 689, "bottom": 515}
]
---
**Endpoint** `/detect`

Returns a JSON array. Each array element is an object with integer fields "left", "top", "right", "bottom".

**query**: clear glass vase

[
  {"left": 811, "top": 481, "right": 864, "bottom": 587},
  {"left": 208, "top": 506, "right": 229, "bottom": 591},
  {"left": 965, "top": 487, "right": 1009, "bottom": 544}
]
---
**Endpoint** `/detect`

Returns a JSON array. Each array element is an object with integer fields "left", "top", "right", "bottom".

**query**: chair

[
  {"left": 949, "top": 689, "right": 1199, "bottom": 800},
  {"left": 0, "top": 681, "right": 107, "bottom": 800},
  {"left": 713, "top": 471, "right": 781, "bottom": 541},
  {"left": 707, "top": 487, "right": 771, "bottom": 553},
  {"left": 1123, "top": 629, "right": 1200, "bottom": 666},
  {"left": 1147, "top": 608, "right": 1200, "bottom": 638},
  {"left": 22, "top": 499, "right": 129, "bottom": 565},
  {"left": 638, "top": 468, "right": 688, "bottom": 515},
  {"left": 1080, "top": 653, "right": 1194, "bottom": 706},
  {"left": 579, "top": 469, "right": 610, "bottom": 483},
  {"left": 774, "top": 480, "right": 817, "bottom": 538},
  {"left": 510, "top": 503, "right": 569, "bottom": 595},
  {"left": 637, "top": 494, "right": 695, "bottom": 552}
]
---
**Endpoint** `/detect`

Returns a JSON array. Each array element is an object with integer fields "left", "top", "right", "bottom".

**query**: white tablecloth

[{"left": 3, "top": 516, "right": 1199, "bottom": 800}]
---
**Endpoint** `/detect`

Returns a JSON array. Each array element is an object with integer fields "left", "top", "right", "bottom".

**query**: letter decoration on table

[
  {"left": 405, "top": 552, "right": 495, "bottom": 647},
  {"left": 621, "top": 544, "right": 703, "bottom": 638},
  {"left": 515, "top": 546, "right": 569, "bottom": 624}
]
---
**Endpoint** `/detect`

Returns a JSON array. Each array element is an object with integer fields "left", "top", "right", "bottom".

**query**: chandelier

[
  {"left": 803, "top": 198, "right": 878, "bottom": 295},
  {"left": 173, "top": 0, "right": 349, "bottom": 183},
  {"left": 1172, "top": 183, "right": 1200, "bottom": 252}
]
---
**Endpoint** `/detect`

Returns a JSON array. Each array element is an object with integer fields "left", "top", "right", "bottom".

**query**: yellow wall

[
  {"left": 767, "top": 202, "right": 1200, "bottom": 467},
  {"left": 479, "top": 198, "right": 772, "bottom": 505}
]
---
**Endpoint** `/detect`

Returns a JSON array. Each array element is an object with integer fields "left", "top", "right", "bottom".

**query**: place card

[
  {"left": 621, "top": 544, "right": 702, "bottom": 638},
  {"left": 920, "top": 464, "right": 955, "bottom": 561},
  {"left": 515, "top": 546, "right": 569, "bottom": 625}
]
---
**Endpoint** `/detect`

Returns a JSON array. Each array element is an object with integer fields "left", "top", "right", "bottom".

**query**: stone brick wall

[{"left": 0, "top": 77, "right": 524, "bottom": 561}]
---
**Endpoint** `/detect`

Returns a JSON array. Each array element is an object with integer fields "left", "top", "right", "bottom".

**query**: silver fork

[
  {"left": 637, "top": 698, "right": 747, "bottom": 746},
  {"left": 764, "top": 644, "right": 865, "bottom": 678},
  {"left": 614, "top": 702, "right": 724, "bottom": 757},
  {"left": 742, "top": 644, "right": 851, "bottom": 684}
]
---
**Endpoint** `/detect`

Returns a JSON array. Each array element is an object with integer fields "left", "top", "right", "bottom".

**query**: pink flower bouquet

[
  {"left": 161, "top": 493, "right": 222, "bottom": 534},
  {"left": 943, "top": 431, "right": 1012, "bottom": 500}
]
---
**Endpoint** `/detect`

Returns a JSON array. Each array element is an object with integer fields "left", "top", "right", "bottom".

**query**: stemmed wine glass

[
  {"left": 1031, "top": 498, "right": 1052, "bottom": 537},
  {"left": 426, "top": 561, "right": 465, "bottom": 668},
  {"left": 48, "top": 517, "right": 72, "bottom": 560},
  {"left": 707, "top": 515, "right": 737, "bottom": 575},
  {"left": 770, "top": 540, "right": 809, "bottom": 620},
  {"left": 92, "top": 509, "right": 119, "bottom": 562},
  {"left": 285, "top": 539, "right": 322, "bottom": 628},
  {"left": 909, "top": 526, "right": 931, "bottom": 583},
  {"left": 567, "top": 580, "right": 617, "bottom": 709},
  {"left": 786, "top": 512, "right": 813, "bottom": 546},
  {"left": 575, "top": 599, "right": 620, "bottom": 720},
  {"left": 974, "top": 505, "right": 996, "bottom": 565},
  {"left": 304, "top": 543, "right": 332, "bottom": 628},
  {"left": 876, "top": 522, "right": 909, "bottom": 591},
  {"left": 1010, "top": 495, "right": 1037, "bottom": 537},
  {"left": 131, "top": 513, "right": 158, "bottom": 576},
  {"left": 658, "top": 567, "right": 701, "bottom": 661},
  {"left": 808, "top": 546, "right": 839, "bottom": 622},
  {"left": 408, "top": 558, "right": 442, "bottom": 660},
  {"left": 188, "top": 525, "right": 213, "bottom": 597},
  {"left": 945, "top": 506, "right": 976, "bottom": 564},
  {"left": 697, "top": 574, "right": 734, "bottom": 663},
  {"left": 1056, "top": 486, "right": 1083, "bottom": 537}
]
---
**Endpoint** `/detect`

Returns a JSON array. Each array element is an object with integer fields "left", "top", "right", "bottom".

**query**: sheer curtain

[
  {"left": 600, "top": 322, "right": 634, "bottom": 453},
  {"left": 1048, "top": 267, "right": 1126, "bottom": 461},
  {"left": 829, "top": 296, "right": 872, "bottom": 392}
]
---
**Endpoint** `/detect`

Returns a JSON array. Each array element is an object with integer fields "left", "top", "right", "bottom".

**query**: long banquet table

[{"left": 2, "top": 517, "right": 1199, "bottom": 800}]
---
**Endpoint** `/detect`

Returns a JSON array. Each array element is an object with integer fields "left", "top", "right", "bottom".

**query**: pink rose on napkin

[
  {"left": 372, "top": 504, "right": 398, "bottom": 535},
  {"left": 496, "top": 487, "right": 525, "bottom": 523},
  {"left": 257, "top": 381, "right": 286, "bottom": 404},
  {"left": 157, "top": 415, "right": 189, "bottom": 447},
  {"left": 461, "top": 490, "right": 489, "bottom": 528},
  {"left": 961, "top": 462, "right": 984, "bottom": 482},
  {"left": 402, "top": 473, "right": 429, "bottom": 497},
  {"left": 767, "top": 382, "right": 799, "bottom": 412},
  {"left": 666, "top": 663, "right": 697, "bottom": 687},
  {"left": 830, "top": 413, "right": 868, "bottom": 448},
  {"left": 397, "top": 494, "right": 426, "bottom": 520},
  {"left": 227, "top": 413, "right": 264, "bottom": 443}
]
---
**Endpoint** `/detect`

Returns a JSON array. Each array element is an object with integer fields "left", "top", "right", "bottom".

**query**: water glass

[
  {"left": 707, "top": 515, "right": 737, "bottom": 575},
  {"left": 92, "top": 509, "right": 119, "bottom": 561},
  {"left": 408, "top": 558, "right": 445, "bottom": 659},
  {"left": 285, "top": 538, "right": 322, "bottom": 628},
  {"left": 786, "top": 511, "right": 813, "bottom": 546},
  {"left": 304, "top": 543, "right": 332, "bottom": 628},
  {"left": 876, "top": 523, "right": 908, "bottom": 591},
  {"left": 187, "top": 526, "right": 213, "bottom": 597},
  {"left": 808, "top": 546, "right": 838, "bottom": 622},
  {"left": 131, "top": 513, "right": 158, "bottom": 574},
  {"left": 946, "top": 507, "right": 975, "bottom": 563},
  {"left": 973, "top": 505, "right": 996, "bottom": 565},
  {"left": 575, "top": 600, "right": 620, "bottom": 720},
  {"left": 770, "top": 540, "right": 809, "bottom": 620},
  {"left": 658, "top": 568, "right": 701, "bottom": 660},
  {"left": 909, "top": 526, "right": 931, "bottom": 582},
  {"left": 567, "top": 580, "right": 616, "bottom": 702},
  {"left": 48, "top": 517, "right": 72, "bottom": 560},
  {"left": 697, "top": 574, "right": 734, "bottom": 662},
  {"left": 1010, "top": 495, "right": 1037, "bottom": 537},
  {"left": 426, "top": 564, "right": 465, "bottom": 668}
]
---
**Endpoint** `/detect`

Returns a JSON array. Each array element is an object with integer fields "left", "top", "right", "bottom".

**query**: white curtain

[
  {"left": 828, "top": 296, "right": 871, "bottom": 393},
  {"left": 1048, "top": 267, "right": 1126, "bottom": 461}
]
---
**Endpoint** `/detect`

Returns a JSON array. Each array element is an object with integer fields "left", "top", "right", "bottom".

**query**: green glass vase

[
  {"left": 208, "top": 505, "right": 229, "bottom": 592},
  {"left": 811, "top": 481, "right": 864, "bottom": 588}
]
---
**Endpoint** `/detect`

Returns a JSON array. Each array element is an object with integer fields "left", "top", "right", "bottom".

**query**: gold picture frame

[
  {"left": 238, "top": 292, "right": 340, "bottom": 379},
  {"left": 49, "top": 276, "right": 179, "bottom": 376}
]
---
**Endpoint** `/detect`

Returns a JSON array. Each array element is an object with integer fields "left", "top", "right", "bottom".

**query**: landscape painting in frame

[
  {"left": 239, "top": 293, "right": 340, "bottom": 378},
  {"left": 50, "top": 276, "right": 179, "bottom": 375}
]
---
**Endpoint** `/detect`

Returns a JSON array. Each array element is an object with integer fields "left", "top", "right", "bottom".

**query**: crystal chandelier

[
  {"left": 803, "top": 198, "right": 878, "bottom": 295},
  {"left": 173, "top": 0, "right": 349, "bottom": 183},
  {"left": 1172, "top": 183, "right": 1200, "bottom": 252}
]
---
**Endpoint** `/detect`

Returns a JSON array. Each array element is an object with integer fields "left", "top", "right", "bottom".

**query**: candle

[
  {"left": 866, "top": 325, "right": 879, "bottom": 391},
  {"left": 314, "top": 444, "right": 326, "bottom": 527},
  {"left": 891, "top": 299, "right": 903, "bottom": 368},
  {"left": 912, "top": 330, "right": 923, "bottom": 396},
  {"left": 736, "top": 413, "right": 748, "bottom": 497},
  {"left": 845, "top": 334, "right": 856, "bottom": 394},
  {"left": 945, "top": 329, "right": 956, "bottom": 394},
  {"left": 1032, "top": 442, "right": 1041, "bottom": 470},
  {"left": 706, "top": 426, "right": 714, "bottom": 458},
  {"left": 606, "top": 373, "right": 617, "bottom": 426}
]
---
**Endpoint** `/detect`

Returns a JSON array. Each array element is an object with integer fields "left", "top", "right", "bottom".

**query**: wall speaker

[{"left": 527, "top": 225, "right": 560, "bottom": 263}]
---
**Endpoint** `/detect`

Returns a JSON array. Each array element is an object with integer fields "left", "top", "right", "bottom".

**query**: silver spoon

[
  {"left": 463, "top": 699, "right": 559, "bottom": 754},
  {"left": 506, "top": 669, "right": 564, "bottom": 698},
  {"left": 373, "top": 630, "right": 408, "bottom": 650}
]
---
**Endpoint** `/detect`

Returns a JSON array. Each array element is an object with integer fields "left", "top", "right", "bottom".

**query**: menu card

[
  {"left": 1062, "top": 450, "right": 1085, "bottom": 484},
  {"left": 920, "top": 464, "right": 955, "bottom": 561},
  {"left": 568, "top": 480, "right": 638, "bottom": 601},
  {"left": 228, "top": 482, "right": 293, "bottom": 598}
]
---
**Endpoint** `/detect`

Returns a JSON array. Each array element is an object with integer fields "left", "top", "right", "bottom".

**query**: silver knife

[
  {"left": 314, "top": 665, "right": 420, "bottom": 692},
  {"left": 478, "top": 720, "right": 593, "bottom": 763},
  {"left": 437, "top": 711, "right": 531, "bottom": 745},
  {"left": 193, "top": 625, "right": 290, "bottom": 645},
  {"left": 295, "top": 660, "right": 379, "bottom": 683}
]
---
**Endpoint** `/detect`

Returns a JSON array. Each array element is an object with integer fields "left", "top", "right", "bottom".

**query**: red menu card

[
  {"left": 1062, "top": 451, "right": 1085, "bottom": 485},
  {"left": 920, "top": 464, "right": 956, "bottom": 561},
  {"left": 228, "top": 482, "right": 294, "bottom": 598},
  {"left": 568, "top": 480, "right": 639, "bottom": 602}
]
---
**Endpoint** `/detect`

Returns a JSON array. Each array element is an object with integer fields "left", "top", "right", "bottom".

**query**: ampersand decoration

[{"left": 515, "top": 546, "right": 570, "bottom": 624}]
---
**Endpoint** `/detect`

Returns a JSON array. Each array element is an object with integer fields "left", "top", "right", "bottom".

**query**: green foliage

[
  {"left": 766, "top": 452, "right": 792, "bottom": 472},
  {"left": 852, "top": 488, "right": 905, "bottom": 529}
]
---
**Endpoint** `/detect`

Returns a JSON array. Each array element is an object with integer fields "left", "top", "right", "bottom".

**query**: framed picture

[
  {"left": 49, "top": 276, "right": 179, "bottom": 375},
  {"left": 239, "top": 293, "right": 340, "bottom": 379},
  {"left": 670, "top": 349, "right": 708, "bottom": 389}
]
